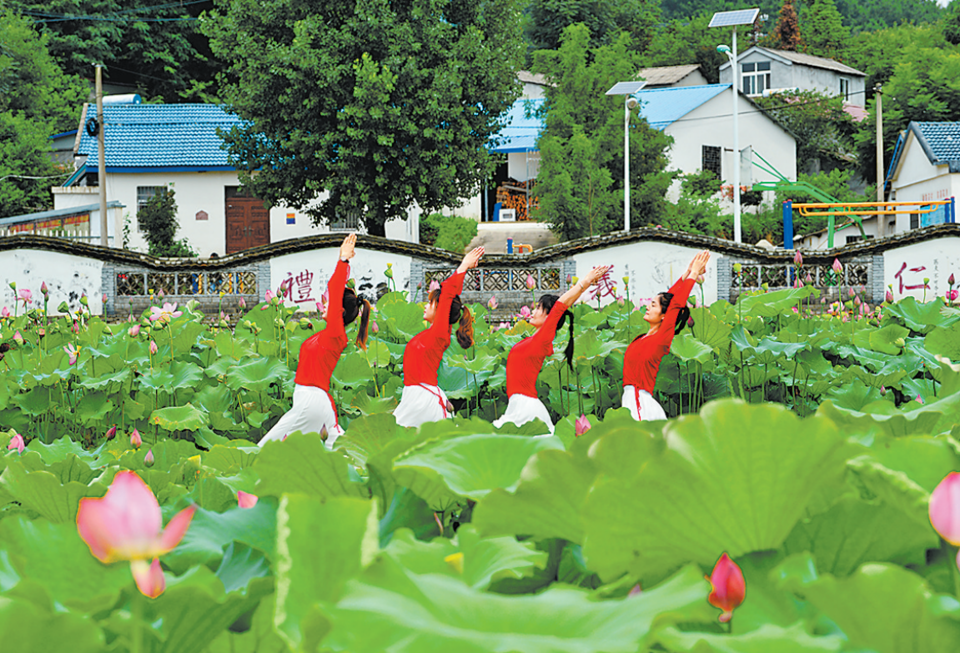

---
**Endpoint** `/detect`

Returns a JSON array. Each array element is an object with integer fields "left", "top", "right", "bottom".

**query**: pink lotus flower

[
  {"left": 149, "top": 340, "right": 158, "bottom": 355},
  {"left": 13, "top": 331, "right": 23, "bottom": 345},
  {"left": 237, "top": 491, "right": 259, "bottom": 509},
  {"left": 948, "top": 289, "right": 959, "bottom": 302},
  {"left": 575, "top": 414, "right": 591, "bottom": 437},
  {"left": 7, "top": 432, "right": 25, "bottom": 454},
  {"left": 40, "top": 281, "right": 49, "bottom": 296},
  {"left": 519, "top": 305, "right": 532, "bottom": 320},
  {"left": 793, "top": 250, "right": 803, "bottom": 266},
  {"left": 372, "top": 321, "right": 379, "bottom": 333},
  {"left": 0, "top": 306, "right": 8, "bottom": 318},
  {"left": 488, "top": 296, "right": 499, "bottom": 310},
  {"left": 930, "top": 472, "right": 960, "bottom": 547},
  {"left": 105, "top": 426, "right": 117, "bottom": 439},
  {"left": 429, "top": 280, "right": 440, "bottom": 293},
  {"left": 130, "top": 429, "right": 142, "bottom": 448},
  {"left": 63, "top": 343, "right": 79, "bottom": 365},
  {"left": 128, "top": 324, "right": 140, "bottom": 337},
  {"left": 144, "top": 448, "right": 155, "bottom": 466},
  {"left": 832, "top": 259, "right": 843, "bottom": 274},
  {"left": 526, "top": 274, "right": 536, "bottom": 290},
  {"left": 77, "top": 471, "right": 196, "bottom": 598},
  {"left": 707, "top": 553, "right": 745, "bottom": 623},
  {"left": 17, "top": 288, "right": 32, "bottom": 305},
  {"left": 149, "top": 302, "right": 182, "bottom": 323}
]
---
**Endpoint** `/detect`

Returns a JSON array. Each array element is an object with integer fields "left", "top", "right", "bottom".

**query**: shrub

[
  {"left": 421, "top": 213, "right": 478, "bottom": 253},
  {"left": 138, "top": 188, "right": 198, "bottom": 258}
]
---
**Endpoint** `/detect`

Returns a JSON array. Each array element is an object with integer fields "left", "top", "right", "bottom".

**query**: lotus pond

[{"left": 2, "top": 283, "right": 960, "bottom": 652}]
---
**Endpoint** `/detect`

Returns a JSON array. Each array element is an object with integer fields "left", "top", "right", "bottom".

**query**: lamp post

[
  {"left": 606, "top": 81, "right": 647, "bottom": 233},
  {"left": 710, "top": 8, "right": 759, "bottom": 244}
]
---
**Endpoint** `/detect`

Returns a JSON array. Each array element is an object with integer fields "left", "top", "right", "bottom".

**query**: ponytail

[
  {"left": 538, "top": 294, "right": 574, "bottom": 370},
  {"left": 428, "top": 287, "right": 474, "bottom": 348},
  {"left": 674, "top": 306, "right": 691, "bottom": 335},
  {"left": 355, "top": 298, "right": 372, "bottom": 350}
]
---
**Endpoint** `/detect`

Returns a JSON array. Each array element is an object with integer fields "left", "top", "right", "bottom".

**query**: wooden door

[{"left": 225, "top": 187, "right": 271, "bottom": 254}]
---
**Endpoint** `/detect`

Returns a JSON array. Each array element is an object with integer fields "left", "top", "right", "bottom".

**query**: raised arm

[
  {"left": 432, "top": 246, "right": 483, "bottom": 332},
  {"left": 559, "top": 265, "right": 611, "bottom": 308},
  {"left": 325, "top": 234, "right": 356, "bottom": 333}
]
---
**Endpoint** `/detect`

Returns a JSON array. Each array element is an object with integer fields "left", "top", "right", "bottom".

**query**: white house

[{"left": 795, "top": 121, "right": 959, "bottom": 249}]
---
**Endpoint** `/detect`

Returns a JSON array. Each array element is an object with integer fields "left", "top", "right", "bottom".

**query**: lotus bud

[
  {"left": 948, "top": 289, "right": 959, "bottom": 302},
  {"left": 832, "top": 259, "right": 843, "bottom": 274},
  {"left": 105, "top": 425, "right": 117, "bottom": 439},
  {"left": 372, "top": 321, "right": 379, "bottom": 333},
  {"left": 13, "top": 331, "right": 23, "bottom": 345},
  {"left": 526, "top": 274, "right": 536, "bottom": 290},
  {"left": 805, "top": 273, "right": 813, "bottom": 283},
  {"left": 129, "top": 324, "right": 140, "bottom": 337},
  {"left": 950, "top": 273, "right": 956, "bottom": 286},
  {"left": 793, "top": 250, "right": 803, "bottom": 266},
  {"left": 238, "top": 297, "right": 246, "bottom": 309},
  {"left": 575, "top": 414, "right": 591, "bottom": 437},
  {"left": 237, "top": 491, "right": 259, "bottom": 509},
  {"left": 916, "top": 394, "right": 924, "bottom": 404},
  {"left": 707, "top": 553, "right": 745, "bottom": 623},
  {"left": 697, "top": 274, "right": 705, "bottom": 285},
  {"left": 930, "top": 472, "right": 960, "bottom": 545},
  {"left": 149, "top": 340, "right": 158, "bottom": 355},
  {"left": 144, "top": 448, "right": 155, "bottom": 466},
  {"left": 130, "top": 429, "right": 142, "bottom": 448},
  {"left": 444, "top": 399, "right": 455, "bottom": 413},
  {"left": 566, "top": 274, "right": 572, "bottom": 284},
  {"left": 7, "top": 432, "right": 25, "bottom": 454},
  {"left": 886, "top": 290, "right": 894, "bottom": 303},
  {"left": 1, "top": 306, "right": 8, "bottom": 318},
  {"left": 158, "top": 289, "right": 165, "bottom": 299},
  {"left": 488, "top": 296, "right": 498, "bottom": 310},
  {"left": 41, "top": 281, "right": 49, "bottom": 296},
  {"left": 880, "top": 385, "right": 886, "bottom": 396},
  {"left": 320, "top": 425, "right": 328, "bottom": 442}
]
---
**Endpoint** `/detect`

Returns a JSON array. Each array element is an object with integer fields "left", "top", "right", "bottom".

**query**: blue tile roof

[
  {"left": 76, "top": 104, "right": 244, "bottom": 171},
  {"left": 887, "top": 121, "right": 960, "bottom": 184},
  {"left": 491, "top": 84, "right": 732, "bottom": 152}
]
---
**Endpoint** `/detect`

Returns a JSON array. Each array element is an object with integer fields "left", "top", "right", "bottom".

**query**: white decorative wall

[
  {"left": 0, "top": 248, "right": 103, "bottom": 315},
  {"left": 883, "top": 236, "right": 960, "bottom": 301}
]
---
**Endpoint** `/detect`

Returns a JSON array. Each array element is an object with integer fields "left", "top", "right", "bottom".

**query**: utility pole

[
  {"left": 96, "top": 65, "right": 108, "bottom": 247},
  {"left": 875, "top": 85, "right": 884, "bottom": 237}
]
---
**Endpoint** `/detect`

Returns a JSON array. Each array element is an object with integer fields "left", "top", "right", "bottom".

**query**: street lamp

[
  {"left": 710, "top": 8, "right": 759, "bottom": 244},
  {"left": 606, "top": 80, "right": 647, "bottom": 232}
]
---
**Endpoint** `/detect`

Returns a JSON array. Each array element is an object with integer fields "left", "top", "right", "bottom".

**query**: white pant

[
  {"left": 393, "top": 384, "right": 451, "bottom": 428},
  {"left": 493, "top": 394, "right": 554, "bottom": 435},
  {"left": 622, "top": 386, "right": 667, "bottom": 421},
  {"left": 258, "top": 384, "right": 344, "bottom": 449}
]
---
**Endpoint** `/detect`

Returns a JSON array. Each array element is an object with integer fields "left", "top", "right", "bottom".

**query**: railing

[
  {"left": 108, "top": 265, "right": 262, "bottom": 316},
  {"left": 725, "top": 257, "right": 877, "bottom": 304}
]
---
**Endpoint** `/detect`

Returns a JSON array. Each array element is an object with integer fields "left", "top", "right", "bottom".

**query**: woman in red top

[
  {"left": 622, "top": 250, "right": 710, "bottom": 421},
  {"left": 493, "top": 265, "right": 610, "bottom": 434},
  {"left": 259, "top": 234, "right": 371, "bottom": 449},
  {"left": 393, "top": 246, "right": 484, "bottom": 428}
]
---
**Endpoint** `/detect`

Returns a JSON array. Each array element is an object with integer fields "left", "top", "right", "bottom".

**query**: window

[
  {"left": 839, "top": 78, "right": 850, "bottom": 101},
  {"left": 741, "top": 61, "right": 771, "bottom": 96},
  {"left": 910, "top": 213, "right": 920, "bottom": 229},
  {"left": 845, "top": 235, "right": 874, "bottom": 244},
  {"left": 702, "top": 145, "right": 722, "bottom": 179},
  {"left": 330, "top": 210, "right": 361, "bottom": 231},
  {"left": 136, "top": 186, "right": 166, "bottom": 231}
]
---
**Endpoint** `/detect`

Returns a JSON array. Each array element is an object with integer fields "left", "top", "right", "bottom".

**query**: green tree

[
  {"left": 642, "top": 13, "right": 754, "bottom": 83},
  {"left": 532, "top": 23, "right": 674, "bottom": 240},
  {"left": 138, "top": 189, "right": 197, "bottom": 257},
  {"left": 205, "top": 0, "right": 523, "bottom": 237},
  {"left": 754, "top": 90, "right": 854, "bottom": 170},
  {"left": 801, "top": 0, "right": 849, "bottom": 61},
  {"left": 0, "top": 8, "right": 86, "bottom": 218},
  {"left": 525, "top": 0, "right": 660, "bottom": 54},
  {"left": 767, "top": 0, "right": 802, "bottom": 51}
]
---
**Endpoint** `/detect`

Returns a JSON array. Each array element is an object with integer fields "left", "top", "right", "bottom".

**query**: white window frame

[
  {"left": 741, "top": 61, "right": 771, "bottom": 97},
  {"left": 136, "top": 186, "right": 166, "bottom": 232}
]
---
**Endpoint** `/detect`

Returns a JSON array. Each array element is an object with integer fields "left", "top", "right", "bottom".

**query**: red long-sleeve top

[
  {"left": 505, "top": 301, "right": 568, "bottom": 398},
  {"left": 294, "top": 259, "right": 349, "bottom": 391},
  {"left": 622, "top": 277, "right": 695, "bottom": 393},
  {"left": 403, "top": 270, "right": 465, "bottom": 387}
]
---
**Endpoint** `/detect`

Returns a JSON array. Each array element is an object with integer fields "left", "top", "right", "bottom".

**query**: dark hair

[
  {"left": 428, "top": 288, "right": 474, "bottom": 349},
  {"left": 343, "top": 288, "right": 372, "bottom": 350},
  {"left": 658, "top": 292, "right": 691, "bottom": 336},
  {"left": 537, "top": 294, "right": 575, "bottom": 369}
]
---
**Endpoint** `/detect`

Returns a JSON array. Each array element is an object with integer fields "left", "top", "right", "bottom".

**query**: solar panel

[
  {"left": 605, "top": 81, "right": 647, "bottom": 96},
  {"left": 708, "top": 8, "right": 760, "bottom": 28}
]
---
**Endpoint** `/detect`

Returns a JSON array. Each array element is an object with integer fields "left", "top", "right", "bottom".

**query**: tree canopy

[{"left": 205, "top": 0, "right": 524, "bottom": 237}]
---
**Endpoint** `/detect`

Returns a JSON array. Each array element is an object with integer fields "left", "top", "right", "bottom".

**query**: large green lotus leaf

[
  {"left": 775, "top": 555, "right": 960, "bottom": 653},
  {"left": 214, "top": 541, "right": 272, "bottom": 594},
  {"left": 447, "top": 347, "right": 502, "bottom": 375},
  {"left": 393, "top": 433, "right": 562, "bottom": 502},
  {"left": 473, "top": 448, "right": 599, "bottom": 543},
  {"left": 225, "top": 356, "right": 293, "bottom": 394},
  {"left": 925, "top": 321, "right": 960, "bottom": 361},
  {"left": 784, "top": 492, "right": 936, "bottom": 575},
  {"left": 861, "top": 434, "right": 960, "bottom": 492},
  {"left": 150, "top": 403, "right": 209, "bottom": 432},
  {"left": 138, "top": 366, "right": 177, "bottom": 392},
  {"left": 845, "top": 455, "right": 932, "bottom": 526},
  {"left": 0, "top": 515, "right": 132, "bottom": 612},
  {"left": 378, "top": 486, "right": 442, "bottom": 545},
  {"left": 171, "top": 319, "right": 207, "bottom": 355},
  {"left": 253, "top": 430, "right": 368, "bottom": 500},
  {"left": 360, "top": 339, "right": 394, "bottom": 367},
  {"left": 691, "top": 306, "right": 732, "bottom": 350},
  {"left": 333, "top": 352, "right": 374, "bottom": 385},
  {"left": 274, "top": 495, "right": 378, "bottom": 652},
  {"left": 738, "top": 286, "right": 816, "bottom": 318},
  {"left": 383, "top": 525, "right": 548, "bottom": 590},
  {"left": 163, "top": 500, "right": 277, "bottom": 574},
  {"left": 27, "top": 436, "right": 100, "bottom": 465},
  {"left": 0, "top": 596, "right": 104, "bottom": 653},
  {"left": 0, "top": 457, "right": 112, "bottom": 523},
  {"left": 885, "top": 296, "right": 954, "bottom": 333},
  {"left": 200, "top": 445, "right": 259, "bottom": 475},
  {"left": 581, "top": 400, "right": 851, "bottom": 582},
  {"left": 652, "top": 623, "right": 842, "bottom": 653},
  {"left": 670, "top": 332, "right": 715, "bottom": 363},
  {"left": 378, "top": 292, "right": 428, "bottom": 340},
  {"left": 852, "top": 323, "right": 910, "bottom": 356},
  {"left": 204, "top": 592, "right": 287, "bottom": 653},
  {"left": 212, "top": 329, "right": 256, "bottom": 360},
  {"left": 336, "top": 413, "right": 416, "bottom": 467},
  {"left": 818, "top": 387, "right": 960, "bottom": 437},
  {"left": 351, "top": 389, "right": 399, "bottom": 416},
  {"left": 824, "top": 379, "right": 885, "bottom": 411},
  {"left": 77, "top": 366, "right": 131, "bottom": 391},
  {"left": 75, "top": 391, "right": 116, "bottom": 425},
  {"left": 323, "top": 559, "right": 714, "bottom": 653},
  {"left": 752, "top": 337, "right": 807, "bottom": 365},
  {"left": 137, "top": 567, "right": 274, "bottom": 653}
]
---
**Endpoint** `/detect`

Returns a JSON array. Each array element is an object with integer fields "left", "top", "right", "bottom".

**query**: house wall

[
  {"left": 719, "top": 53, "right": 865, "bottom": 102},
  {"left": 0, "top": 248, "right": 103, "bottom": 315},
  {"left": 883, "top": 236, "right": 960, "bottom": 301},
  {"left": 797, "top": 218, "right": 881, "bottom": 250},
  {"left": 888, "top": 135, "right": 960, "bottom": 233},
  {"left": 675, "top": 70, "right": 710, "bottom": 87},
  {"left": 663, "top": 89, "right": 796, "bottom": 202}
]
